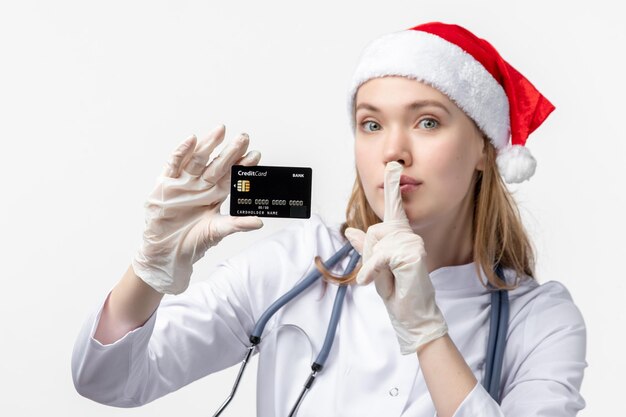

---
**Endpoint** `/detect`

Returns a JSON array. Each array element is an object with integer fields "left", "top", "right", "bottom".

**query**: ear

[
  {"left": 475, "top": 133, "right": 488, "bottom": 172},
  {"left": 476, "top": 152, "right": 486, "bottom": 172}
]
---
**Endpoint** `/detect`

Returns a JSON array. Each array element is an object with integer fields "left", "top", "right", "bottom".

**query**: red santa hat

[{"left": 347, "top": 22, "right": 555, "bottom": 184}]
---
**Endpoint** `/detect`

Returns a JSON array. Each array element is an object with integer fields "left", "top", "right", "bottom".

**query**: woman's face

[{"left": 354, "top": 76, "right": 486, "bottom": 228}]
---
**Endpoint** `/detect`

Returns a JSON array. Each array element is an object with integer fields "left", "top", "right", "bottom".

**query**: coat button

[{"left": 389, "top": 387, "right": 399, "bottom": 397}]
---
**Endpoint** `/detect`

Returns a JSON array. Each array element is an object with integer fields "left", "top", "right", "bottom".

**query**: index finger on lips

[
  {"left": 161, "top": 134, "right": 198, "bottom": 178},
  {"left": 183, "top": 124, "right": 227, "bottom": 176},
  {"left": 383, "top": 161, "right": 408, "bottom": 222},
  {"left": 201, "top": 133, "right": 250, "bottom": 185}
]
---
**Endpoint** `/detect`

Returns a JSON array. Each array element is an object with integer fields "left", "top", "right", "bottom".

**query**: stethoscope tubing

[
  {"left": 288, "top": 248, "right": 361, "bottom": 417},
  {"left": 482, "top": 264, "right": 510, "bottom": 403},
  {"left": 213, "top": 242, "right": 358, "bottom": 417},
  {"left": 250, "top": 242, "right": 355, "bottom": 344},
  {"left": 314, "top": 250, "right": 361, "bottom": 368}
]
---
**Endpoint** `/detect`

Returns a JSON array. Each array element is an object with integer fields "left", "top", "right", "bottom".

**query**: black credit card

[{"left": 230, "top": 165, "right": 312, "bottom": 219}]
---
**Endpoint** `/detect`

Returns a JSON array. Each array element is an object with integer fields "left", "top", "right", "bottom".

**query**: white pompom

[{"left": 495, "top": 145, "right": 537, "bottom": 184}]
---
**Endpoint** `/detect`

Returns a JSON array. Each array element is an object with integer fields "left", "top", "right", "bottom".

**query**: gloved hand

[
  {"left": 132, "top": 124, "right": 264, "bottom": 295},
  {"left": 344, "top": 161, "right": 448, "bottom": 355}
]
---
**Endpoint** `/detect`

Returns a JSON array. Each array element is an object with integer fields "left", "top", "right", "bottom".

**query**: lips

[
  {"left": 378, "top": 175, "right": 423, "bottom": 188},
  {"left": 400, "top": 175, "right": 422, "bottom": 186}
]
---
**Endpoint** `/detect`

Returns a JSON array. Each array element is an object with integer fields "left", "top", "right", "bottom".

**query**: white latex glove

[
  {"left": 344, "top": 161, "right": 448, "bottom": 354},
  {"left": 132, "top": 124, "right": 264, "bottom": 295}
]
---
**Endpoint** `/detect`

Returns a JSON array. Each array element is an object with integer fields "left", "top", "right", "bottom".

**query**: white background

[{"left": 1, "top": 1, "right": 624, "bottom": 415}]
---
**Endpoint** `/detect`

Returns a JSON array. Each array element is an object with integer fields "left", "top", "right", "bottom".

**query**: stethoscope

[{"left": 212, "top": 241, "right": 509, "bottom": 416}]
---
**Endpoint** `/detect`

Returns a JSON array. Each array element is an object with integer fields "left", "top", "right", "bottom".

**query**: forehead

[{"left": 355, "top": 76, "right": 455, "bottom": 109}]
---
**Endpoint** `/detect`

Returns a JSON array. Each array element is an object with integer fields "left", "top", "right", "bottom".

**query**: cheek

[
  {"left": 354, "top": 144, "right": 374, "bottom": 184},
  {"left": 354, "top": 144, "right": 383, "bottom": 212},
  {"left": 424, "top": 140, "right": 476, "bottom": 196}
]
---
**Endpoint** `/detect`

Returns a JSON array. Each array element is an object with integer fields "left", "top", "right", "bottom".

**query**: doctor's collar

[{"left": 429, "top": 261, "right": 492, "bottom": 292}]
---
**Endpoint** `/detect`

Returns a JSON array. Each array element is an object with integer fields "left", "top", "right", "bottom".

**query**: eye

[
  {"left": 418, "top": 118, "right": 439, "bottom": 130},
  {"left": 361, "top": 120, "right": 381, "bottom": 132}
]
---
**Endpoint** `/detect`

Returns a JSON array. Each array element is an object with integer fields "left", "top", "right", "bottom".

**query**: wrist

[
  {"left": 409, "top": 325, "right": 449, "bottom": 355},
  {"left": 416, "top": 333, "right": 447, "bottom": 356},
  {"left": 131, "top": 253, "right": 191, "bottom": 295}
]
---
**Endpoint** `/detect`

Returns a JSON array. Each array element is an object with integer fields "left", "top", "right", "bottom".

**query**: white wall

[{"left": 1, "top": 1, "right": 623, "bottom": 415}]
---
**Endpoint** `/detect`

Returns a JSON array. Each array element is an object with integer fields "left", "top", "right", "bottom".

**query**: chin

[{"left": 403, "top": 205, "right": 431, "bottom": 227}]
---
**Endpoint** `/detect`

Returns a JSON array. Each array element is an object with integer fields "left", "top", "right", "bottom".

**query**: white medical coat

[{"left": 71, "top": 213, "right": 587, "bottom": 416}]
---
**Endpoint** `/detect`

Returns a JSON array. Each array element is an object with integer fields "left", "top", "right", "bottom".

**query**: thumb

[
  {"left": 210, "top": 215, "right": 264, "bottom": 242},
  {"left": 344, "top": 227, "right": 365, "bottom": 255},
  {"left": 230, "top": 216, "right": 264, "bottom": 232}
]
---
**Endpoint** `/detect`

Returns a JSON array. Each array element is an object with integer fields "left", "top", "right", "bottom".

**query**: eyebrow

[{"left": 355, "top": 100, "right": 451, "bottom": 116}]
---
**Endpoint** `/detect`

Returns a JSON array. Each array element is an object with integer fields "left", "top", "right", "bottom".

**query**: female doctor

[{"left": 71, "top": 22, "right": 587, "bottom": 417}]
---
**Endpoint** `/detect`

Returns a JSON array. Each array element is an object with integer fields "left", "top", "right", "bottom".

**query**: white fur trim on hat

[
  {"left": 495, "top": 144, "right": 536, "bottom": 183},
  {"left": 347, "top": 30, "right": 510, "bottom": 150}
]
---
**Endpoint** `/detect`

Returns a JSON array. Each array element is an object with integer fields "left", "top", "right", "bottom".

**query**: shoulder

[
  {"left": 508, "top": 277, "right": 586, "bottom": 352},
  {"left": 219, "top": 213, "right": 347, "bottom": 283},
  {"left": 524, "top": 280, "right": 586, "bottom": 336},
  {"left": 510, "top": 276, "right": 584, "bottom": 320},
  {"left": 186, "top": 213, "right": 346, "bottom": 322}
]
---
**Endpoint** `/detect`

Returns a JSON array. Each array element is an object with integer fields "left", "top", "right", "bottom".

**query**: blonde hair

[{"left": 316, "top": 133, "right": 536, "bottom": 291}]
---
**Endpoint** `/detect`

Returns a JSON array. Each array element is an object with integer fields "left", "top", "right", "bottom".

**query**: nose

[{"left": 382, "top": 126, "right": 412, "bottom": 166}]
